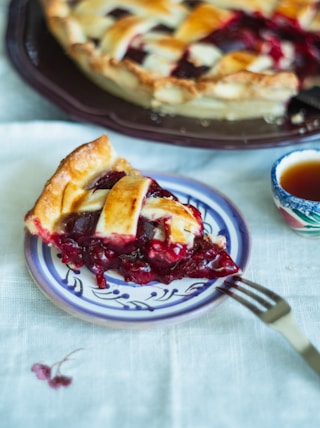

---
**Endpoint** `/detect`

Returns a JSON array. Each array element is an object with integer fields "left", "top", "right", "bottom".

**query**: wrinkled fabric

[
  {"left": 0, "top": 121, "right": 320, "bottom": 428},
  {"left": 1, "top": 0, "right": 320, "bottom": 425}
]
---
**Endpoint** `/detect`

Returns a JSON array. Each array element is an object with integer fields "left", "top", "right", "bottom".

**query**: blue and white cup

[{"left": 271, "top": 148, "right": 320, "bottom": 237}]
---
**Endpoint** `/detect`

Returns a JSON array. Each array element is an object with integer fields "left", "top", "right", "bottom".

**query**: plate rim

[
  {"left": 6, "top": 0, "right": 320, "bottom": 150},
  {"left": 24, "top": 171, "right": 251, "bottom": 329}
]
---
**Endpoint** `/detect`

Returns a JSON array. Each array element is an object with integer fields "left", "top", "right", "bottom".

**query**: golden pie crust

[
  {"left": 24, "top": 134, "right": 201, "bottom": 247},
  {"left": 24, "top": 134, "right": 140, "bottom": 239}
]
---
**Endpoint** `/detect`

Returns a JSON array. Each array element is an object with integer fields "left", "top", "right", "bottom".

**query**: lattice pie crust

[{"left": 37, "top": 0, "right": 320, "bottom": 120}]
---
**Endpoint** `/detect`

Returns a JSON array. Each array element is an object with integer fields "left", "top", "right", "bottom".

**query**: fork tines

[{"left": 217, "top": 275, "right": 288, "bottom": 317}]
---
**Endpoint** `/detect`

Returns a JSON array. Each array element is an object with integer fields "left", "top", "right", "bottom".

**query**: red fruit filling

[{"left": 49, "top": 173, "right": 239, "bottom": 288}]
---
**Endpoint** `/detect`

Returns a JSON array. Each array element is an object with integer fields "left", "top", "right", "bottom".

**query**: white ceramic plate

[{"left": 24, "top": 172, "right": 251, "bottom": 328}]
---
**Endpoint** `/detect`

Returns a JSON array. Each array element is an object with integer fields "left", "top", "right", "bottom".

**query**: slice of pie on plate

[{"left": 24, "top": 134, "right": 239, "bottom": 288}]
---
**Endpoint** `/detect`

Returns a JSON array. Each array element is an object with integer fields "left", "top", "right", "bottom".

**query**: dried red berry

[
  {"left": 31, "top": 363, "right": 51, "bottom": 380},
  {"left": 48, "top": 375, "right": 72, "bottom": 389}
]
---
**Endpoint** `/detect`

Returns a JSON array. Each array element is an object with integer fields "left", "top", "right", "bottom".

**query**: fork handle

[{"left": 272, "top": 313, "right": 320, "bottom": 375}]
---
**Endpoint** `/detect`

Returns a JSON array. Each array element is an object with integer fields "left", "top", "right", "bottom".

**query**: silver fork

[{"left": 217, "top": 275, "right": 320, "bottom": 376}]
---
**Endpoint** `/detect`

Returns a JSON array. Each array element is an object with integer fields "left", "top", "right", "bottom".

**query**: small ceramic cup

[{"left": 271, "top": 148, "right": 320, "bottom": 237}]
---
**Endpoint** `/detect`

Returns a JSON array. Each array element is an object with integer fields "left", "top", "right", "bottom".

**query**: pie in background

[
  {"left": 36, "top": 0, "right": 320, "bottom": 120},
  {"left": 24, "top": 134, "right": 239, "bottom": 288}
]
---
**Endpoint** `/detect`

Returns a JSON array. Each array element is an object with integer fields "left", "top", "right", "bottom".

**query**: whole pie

[
  {"left": 38, "top": 0, "right": 320, "bottom": 120},
  {"left": 24, "top": 134, "right": 239, "bottom": 288}
]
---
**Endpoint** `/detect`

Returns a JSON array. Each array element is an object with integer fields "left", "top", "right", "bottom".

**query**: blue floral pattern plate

[{"left": 24, "top": 172, "right": 251, "bottom": 328}]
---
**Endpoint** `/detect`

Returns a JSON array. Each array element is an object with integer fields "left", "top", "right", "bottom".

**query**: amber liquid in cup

[{"left": 280, "top": 160, "right": 320, "bottom": 202}]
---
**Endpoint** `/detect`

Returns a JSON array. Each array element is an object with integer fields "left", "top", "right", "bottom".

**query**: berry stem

[{"left": 51, "top": 348, "right": 84, "bottom": 375}]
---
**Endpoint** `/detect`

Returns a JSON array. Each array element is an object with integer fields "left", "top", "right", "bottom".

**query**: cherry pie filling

[{"left": 49, "top": 171, "right": 239, "bottom": 288}]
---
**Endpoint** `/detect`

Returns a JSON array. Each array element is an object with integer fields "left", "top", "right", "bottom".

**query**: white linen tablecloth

[
  {"left": 1, "top": 0, "right": 320, "bottom": 426},
  {"left": 1, "top": 121, "right": 320, "bottom": 428}
]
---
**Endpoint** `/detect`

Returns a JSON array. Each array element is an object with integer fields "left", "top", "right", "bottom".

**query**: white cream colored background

[{"left": 1, "top": 1, "right": 320, "bottom": 427}]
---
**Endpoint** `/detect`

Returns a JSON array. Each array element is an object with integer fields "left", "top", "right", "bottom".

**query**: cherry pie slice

[
  {"left": 24, "top": 134, "right": 239, "bottom": 288},
  {"left": 38, "top": 0, "right": 320, "bottom": 120}
]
